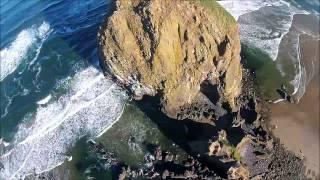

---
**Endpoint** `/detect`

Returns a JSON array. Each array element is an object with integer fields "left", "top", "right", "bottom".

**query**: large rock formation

[{"left": 98, "top": 0, "right": 242, "bottom": 119}]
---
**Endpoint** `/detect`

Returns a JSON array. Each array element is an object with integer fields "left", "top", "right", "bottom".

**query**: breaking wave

[
  {"left": 0, "top": 66, "right": 127, "bottom": 179},
  {"left": 218, "top": 0, "right": 306, "bottom": 60},
  {"left": 218, "top": 0, "right": 317, "bottom": 100},
  {"left": 36, "top": 94, "right": 52, "bottom": 105},
  {"left": 217, "top": 0, "right": 287, "bottom": 21},
  {"left": 0, "top": 22, "right": 51, "bottom": 81}
]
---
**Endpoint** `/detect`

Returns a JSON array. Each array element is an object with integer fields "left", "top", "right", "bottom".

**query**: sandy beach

[{"left": 270, "top": 14, "right": 319, "bottom": 179}]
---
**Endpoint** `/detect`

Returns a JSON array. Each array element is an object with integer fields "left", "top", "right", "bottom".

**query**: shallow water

[
  {"left": 218, "top": 0, "right": 319, "bottom": 101},
  {"left": 219, "top": 1, "right": 319, "bottom": 178},
  {"left": 270, "top": 29, "right": 319, "bottom": 178}
]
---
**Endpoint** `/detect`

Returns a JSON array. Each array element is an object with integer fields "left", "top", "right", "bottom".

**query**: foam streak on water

[
  {"left": 218, "top": 0, "right": 304, "bottom": 61},
  {"left": 0, "top": 22, "right": 50, "bottom": 81},
  {"left": 218, "top": 0, "right": 315, "bottom": 100},
  {"left": 0, "top": 67, "right": 127, "bottom": 179},
  {"left": 217, "top": 0, "right": 287, "bottom": 20},
  {"left": 36, "top": 95, "right": 52, "bottom": 105},
  {"left": 291, "top": 33, "right": 308, "bottom": 102}
]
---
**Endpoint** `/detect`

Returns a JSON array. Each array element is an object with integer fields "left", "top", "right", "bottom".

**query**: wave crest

[
  {"left": 0, "top": 22, "right": 50, "bottom": 81},
  {"left": 0, "top": 67, "right": 127, "bottom": 179}
]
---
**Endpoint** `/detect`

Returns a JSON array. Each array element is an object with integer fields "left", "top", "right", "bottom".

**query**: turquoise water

[
  {"left": 0, "top": 0, "right": 130, "bottom": 179},
  {"left": 241, "top": 44, "right": 292, "bottom": 100},
  {"left": 67, "top": 103, "right": 187, "bottom": 179},
  {"left": 1, "top": 0, "right": 115, "bottom": 140},
  {"left": 0, "top": 1, "right": 184, "bottom": 179},
  {"left": 0, "top": 0, "right": 319, "bottom": 179}
]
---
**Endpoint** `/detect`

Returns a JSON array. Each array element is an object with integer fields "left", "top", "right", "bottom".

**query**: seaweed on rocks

[
  {"left": 96, "top": 0, "right": 306, "bottom": 178},
  {"left": 87, "top": 139, "right": 223, "bottom": 179}
]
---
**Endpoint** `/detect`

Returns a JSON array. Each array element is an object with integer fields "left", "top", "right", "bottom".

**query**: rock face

[{"left": 98, "top": 0, "right": 242, "bottom": 119}]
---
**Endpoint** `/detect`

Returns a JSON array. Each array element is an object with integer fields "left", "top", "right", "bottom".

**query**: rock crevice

[{"left": 98, "top": 0, "right": 242, "bottom": 120}]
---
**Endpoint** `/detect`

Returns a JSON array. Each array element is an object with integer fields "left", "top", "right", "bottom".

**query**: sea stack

[{"left": 98, "top": 0, "right": 242, "bottom": 120}]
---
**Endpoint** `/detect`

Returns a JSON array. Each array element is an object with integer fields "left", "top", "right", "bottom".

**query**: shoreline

[
  {"left": 241, "top": 54, "right": 307, "bottom": 179},
  {"left": 24, "top": 51, "right": 308, "bottom": 180},
  {"left": 24, "top": 3, "right": 316, "bottom": 180},
  {"left": 269, "top": 33, "right": 320, "bottom": 179},
  {"left": 269, "top": 13, "right": 320, "bottom": 179}
]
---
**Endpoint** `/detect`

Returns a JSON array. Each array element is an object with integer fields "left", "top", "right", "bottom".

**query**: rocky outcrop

[
  {"left": 87, "top": 140, "right": 223, "bottom": 179},
  {"left": 98, "top": 0, "right": 242, "bottom": 119}
]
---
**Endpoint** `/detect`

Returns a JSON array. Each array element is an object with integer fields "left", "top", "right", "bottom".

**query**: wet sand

[{"left": 270, "top": 14, "right": 319, "bottom": 179}]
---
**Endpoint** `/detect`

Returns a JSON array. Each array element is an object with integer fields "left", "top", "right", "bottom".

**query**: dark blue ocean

[{"left": 0, "top": 0, "right": 130, "bottom": 179}]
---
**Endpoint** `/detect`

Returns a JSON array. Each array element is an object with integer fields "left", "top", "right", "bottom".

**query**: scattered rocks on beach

[
  {"left": 275, "top": 84, "right": 295, "bottom": 103},
  {"left": 97, "top": 0, "right": 306, "bottom": 179},
  {"left": 88, "top": 140, "right": 223, "bottom": 179}
]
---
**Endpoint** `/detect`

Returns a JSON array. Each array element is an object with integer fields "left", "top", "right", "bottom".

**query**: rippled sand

[{"left": 270, "top": 14, "right": 319, "bottom": 179}]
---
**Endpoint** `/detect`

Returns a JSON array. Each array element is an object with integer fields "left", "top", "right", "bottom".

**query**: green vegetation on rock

[
  {"left": 230, "top": 146, "right": 242, "bottom": 162},
  {"left": 198, "top": 0, "right": 236, "bottom": 30},
  {"left": 98, "top": 0, "right": 242, "bottom": 119},
  {"left": 219, "top": 138, "right": 242, "bottom": 162}
]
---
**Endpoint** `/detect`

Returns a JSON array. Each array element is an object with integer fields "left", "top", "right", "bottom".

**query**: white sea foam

[
  {"left": 291, "top": 33, "right": 309, "bottom": 102},
  {"left": 0, "top": 22, "right": 50, "bottom": 81},
  {"left": 218, "top": 0, "right": 311, "bottom": 61},
  {"left": 0, "top": 66, "right": 127, "bottom": 179},
  {"left": 217, "top": 0, "right": 286, "bottom": 20},
  {"left": 279, "top": 21, "right": 319, "bottom": 102},
  {"left": 37, "top": 95, "right": 52, "bottom": 105},
  {"left": 67, "top": 156, "right": 72, "bottom": 162},
  {"left": 219, "top": 0, "right": 314, "bottom": 100},
  {"left": 0, "top": 139, "right": 10, "bottom": 147},
  {"left": 273, "top": 99, "right": 286, "bottom": 104},
  {"left": 218, "top": 0, "right": 298, "bottom": 61}
]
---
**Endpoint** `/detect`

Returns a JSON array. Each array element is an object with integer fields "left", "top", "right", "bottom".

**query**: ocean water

[
  {"left": 0, "top": 0, "right": 128, "bottom": 179},
  {"left": 0, "top": 0, "right": 319, "bottom": 179},
  {"left": 218, "top": 0, "right": 319, "bottom": 100}
]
